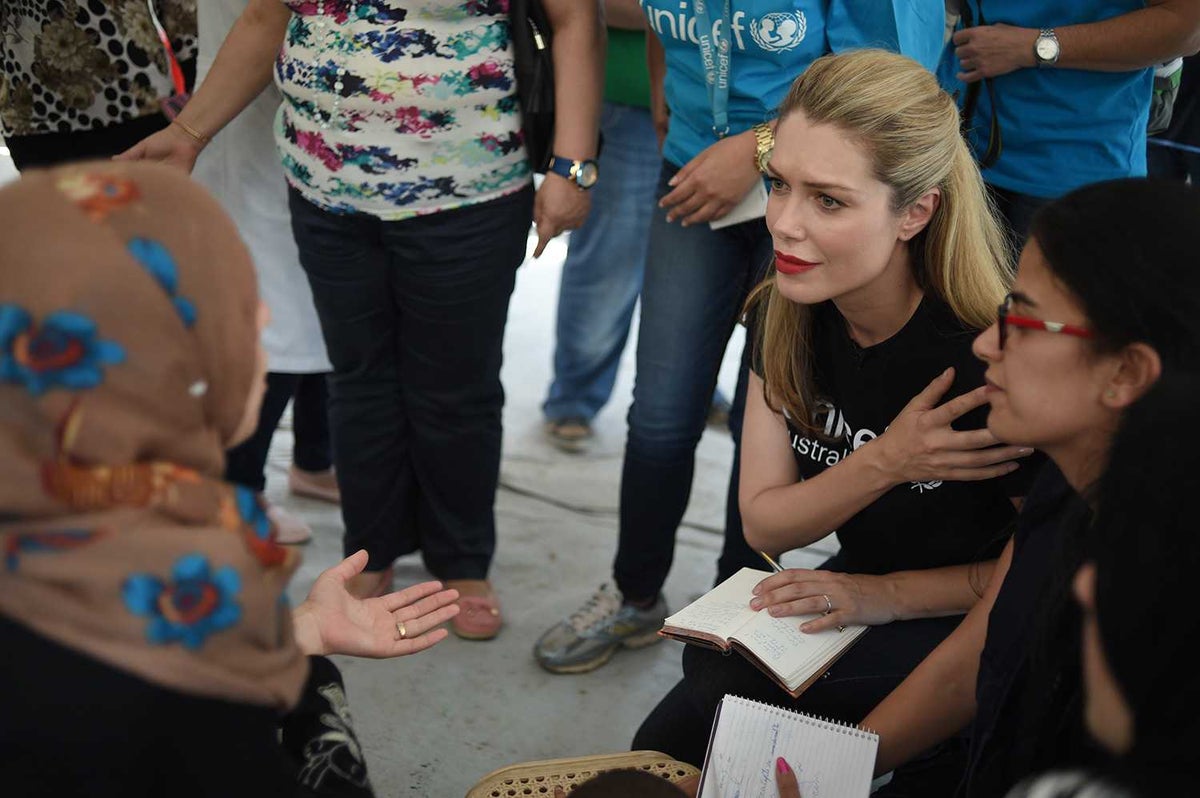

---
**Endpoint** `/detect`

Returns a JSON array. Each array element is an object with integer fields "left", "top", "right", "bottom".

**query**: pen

[{"left": 757, "top": 551, "right": 784, "bottom": 573}]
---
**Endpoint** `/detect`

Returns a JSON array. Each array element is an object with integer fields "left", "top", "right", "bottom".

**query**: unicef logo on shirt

[{"left": 750, "top": 11, "right": 806, "bottom": 52}]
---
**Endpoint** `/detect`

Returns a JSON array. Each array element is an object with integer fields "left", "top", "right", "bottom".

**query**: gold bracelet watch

[{"left": 752, "top": 122, "right": 774, "bottom": 174}]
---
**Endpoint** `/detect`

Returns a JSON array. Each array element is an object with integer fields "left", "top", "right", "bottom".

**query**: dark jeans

[
  {"left": 225, "top": 372, "right": 333, "bottom": 493},
  {"left": 288, "top": 185, "right": 533, "bottom": 580},
  {"left": 613, "top": 161, "right": 773, "bottom": 601},
  {"left": 988, "top": 184, "right": 1049, "bottom": 254},
  {"left": 633, "top": 558, "right": 964, "bottom": 769}
]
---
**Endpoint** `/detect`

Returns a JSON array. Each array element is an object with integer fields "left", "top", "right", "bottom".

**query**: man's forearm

[{"left": 1055, "top": 1, "right": 1200, "bottom": 71}]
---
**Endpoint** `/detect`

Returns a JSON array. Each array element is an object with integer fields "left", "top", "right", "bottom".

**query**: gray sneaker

[{"left": 534, "top": 584, "right": 668, "bottom": 674}]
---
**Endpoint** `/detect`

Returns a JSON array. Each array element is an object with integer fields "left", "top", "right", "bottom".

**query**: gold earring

[{"left": 1105, "top": 389, "right": 1117, "bottom": 399}]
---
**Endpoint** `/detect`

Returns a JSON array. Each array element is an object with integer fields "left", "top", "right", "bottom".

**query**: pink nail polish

[
  {"left": 776, "top": 757, "right": 791, "bottom": 775},
  {"left": 750, "top": 599, "right": 762, "bottom": 610}
]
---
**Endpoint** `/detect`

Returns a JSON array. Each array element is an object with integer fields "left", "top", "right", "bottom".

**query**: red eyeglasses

[{"left": 997, "top": 292, "right": 1094, "bottom": 349}]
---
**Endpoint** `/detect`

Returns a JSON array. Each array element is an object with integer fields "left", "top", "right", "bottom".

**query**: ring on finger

[
  {"left": 822, "top": 594, "right": 833, "bottom": 615},
  {"left": 396, "top": 620, "right": 408, "bottom": 640}
]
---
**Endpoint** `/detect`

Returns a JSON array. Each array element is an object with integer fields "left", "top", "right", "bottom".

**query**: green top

[{"left": 604, "top": 28, "right": 651, "bottom": 109}]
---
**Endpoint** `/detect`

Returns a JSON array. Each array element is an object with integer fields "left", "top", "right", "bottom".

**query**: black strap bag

[{"left": 510, "top": 0, "right": 555, "bottom": 173}]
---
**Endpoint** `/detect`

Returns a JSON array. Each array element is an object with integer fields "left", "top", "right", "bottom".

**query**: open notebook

[
  {"left": 698, "top": 694, "right": 879, "bottom": 798},
  {"left": 659, "top": 568, "right": 868, "bottom": 698}
]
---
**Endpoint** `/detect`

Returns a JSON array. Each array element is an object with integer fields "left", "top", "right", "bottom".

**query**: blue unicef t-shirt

[
  {"left": 941, "top": 0, "right": 1152, "bottom": 199},
  {"left": 641, "top": 0, "right": 944, "bottom": 169}
]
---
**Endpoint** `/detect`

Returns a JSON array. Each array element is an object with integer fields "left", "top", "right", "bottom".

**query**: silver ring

[
  {"left": 822, "top": 594, "right": 833, "bottom": 615},
  {"left": 396, "top": 620, "right": 408, "bottom": 640}
]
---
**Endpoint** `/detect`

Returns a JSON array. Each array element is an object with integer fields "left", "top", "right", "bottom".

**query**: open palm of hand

[{"left": 295, "top": 550, "right": 460, "bottom": 659}]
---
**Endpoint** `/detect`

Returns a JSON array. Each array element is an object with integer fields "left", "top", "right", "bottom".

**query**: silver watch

[{"left": 1034, "top": 28, "right": 1060, "bottom": 67}]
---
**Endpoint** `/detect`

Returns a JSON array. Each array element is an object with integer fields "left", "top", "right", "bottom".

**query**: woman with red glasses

[{"left": 860, "top": 176, "right": 1200, "bottom": 796}]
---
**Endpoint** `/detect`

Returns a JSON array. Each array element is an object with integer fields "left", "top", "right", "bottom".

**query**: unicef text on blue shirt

[{"left": 639, "top": 0, "right": 809, "bottom": 54}]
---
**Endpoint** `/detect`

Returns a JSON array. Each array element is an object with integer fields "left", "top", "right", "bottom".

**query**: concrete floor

[
  {"left": 272, "top": 232, "right": 836, "bottom": 798},
  {"left": 0, "top": 151, "right": 838, "bottom": 797}
]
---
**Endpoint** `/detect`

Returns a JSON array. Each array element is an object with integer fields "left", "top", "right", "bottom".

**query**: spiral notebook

[{"left": 698, "top": 695, "right": 879, "bottom": 798}]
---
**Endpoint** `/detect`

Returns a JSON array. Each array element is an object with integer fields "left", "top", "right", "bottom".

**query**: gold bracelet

[
  {"left": 172, "top": 118, "right": 209, "bottom": 145},
  {"left": 752, "top": 122, "right": 774, "bottom": 174}
]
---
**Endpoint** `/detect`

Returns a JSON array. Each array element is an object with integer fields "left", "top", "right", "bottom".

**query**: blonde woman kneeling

[{"left": 634, "top": 52, "right": 1039, "bottom": 785}]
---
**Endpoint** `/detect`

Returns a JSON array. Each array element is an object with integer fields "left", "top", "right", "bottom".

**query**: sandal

[{"left": 445, "top": 579, "right": 502, "bottom": 640}]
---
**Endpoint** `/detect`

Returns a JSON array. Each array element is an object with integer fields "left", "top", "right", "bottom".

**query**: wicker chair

[{"left": 464, "top": 750, "right": 700, "bottom": 797}]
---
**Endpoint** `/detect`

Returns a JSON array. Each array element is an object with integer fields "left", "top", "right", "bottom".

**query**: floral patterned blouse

[
  {"left": 0, "top": 0, "right": 197, "bottom": 138},
  {"left": 276, "top": 0, "right": 530, "bottom": 220}
]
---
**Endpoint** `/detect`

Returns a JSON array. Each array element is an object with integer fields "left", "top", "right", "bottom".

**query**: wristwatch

[
  {"left": 1033, "top": 28, "right": 1060, "bottom": 68},
  {"left": 752, "top": 122, "right": 774, "bottom": 174},
  {"left": 546, "top": 155, "right": 600, "bottom": 190}
]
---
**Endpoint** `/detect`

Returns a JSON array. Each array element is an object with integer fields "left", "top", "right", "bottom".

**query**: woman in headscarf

[{"left": 0, "top": 160, "right": 459, "bottom": 796}]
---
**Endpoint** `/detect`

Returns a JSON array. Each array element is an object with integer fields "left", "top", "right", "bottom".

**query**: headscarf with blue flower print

[{"left": 0, "top": 161, "right": 308, "bottom": 711}]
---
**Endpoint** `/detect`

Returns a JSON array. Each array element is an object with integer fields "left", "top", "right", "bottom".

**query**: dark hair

[
  {"left": 1084, "top": 373, "right": 1200, "bottom": 793},
  {"left": 1029, "top": 178, "right": 1200, "bottom": 369},
  {"left": 995, "top": 180, "right": 1200, "bottom": 791},
  {"left": 570, "top": 769, "right": 687, "bottom": 798}
]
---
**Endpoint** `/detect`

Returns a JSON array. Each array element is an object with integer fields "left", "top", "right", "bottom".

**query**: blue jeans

[
  {"left": 613, "top": 161, "right": 774, "bottom": 600},
  {"left": 543, "top": 102, "right": 661, "bottom": 422}
]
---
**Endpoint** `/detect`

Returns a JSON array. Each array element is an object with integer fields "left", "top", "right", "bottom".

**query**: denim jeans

[
  {"left": 613, "top": 161, "right": 774, "bottom": 600},
  {"left": 542, "top": 102, "right": 661, "bottom": 422},
  {"left": 288, "top": 185, "right": 533, "bottom": 580}
]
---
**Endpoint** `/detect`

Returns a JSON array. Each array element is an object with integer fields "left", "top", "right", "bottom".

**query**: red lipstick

[{"left": 774, "top": 251, "right": 820, "bottom": 275}]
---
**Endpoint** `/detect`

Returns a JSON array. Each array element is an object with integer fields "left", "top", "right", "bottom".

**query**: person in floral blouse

[{"left": 121, "top": 0, "right": 604, "bottom": 641}]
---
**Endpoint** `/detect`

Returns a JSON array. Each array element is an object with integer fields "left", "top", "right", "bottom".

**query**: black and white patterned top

[{"left": 0, "top": 0, "right": 197, "bottom": 137}]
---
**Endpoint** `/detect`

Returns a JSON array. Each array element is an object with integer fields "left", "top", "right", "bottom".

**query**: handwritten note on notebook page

[
  {"left": 660, "top": 567, "right": 766, "bottom": 643},
  {"left": 661, "top": 568, "right": 868, "bottom": 695},
  {"left": 698, "top": 695, "right": 879, "bottom": 798}
]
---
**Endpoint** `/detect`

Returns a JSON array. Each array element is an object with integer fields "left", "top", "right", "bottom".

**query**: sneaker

[
  {"left": 533, "top": 584, "right": 668, "bottom": 674},
  {"left": 266, "top": 503, "right": 313, "bottom": 545},
  {"left": 288, "top": 465, "right": 341, "bottom": 505},
  {"left": 543, "top": 417, "right": 593, "bottom": 453}
]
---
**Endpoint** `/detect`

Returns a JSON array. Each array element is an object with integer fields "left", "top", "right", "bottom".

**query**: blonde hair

[{"left": 749, "top": 49, "right": 1012, "bottom": 437}]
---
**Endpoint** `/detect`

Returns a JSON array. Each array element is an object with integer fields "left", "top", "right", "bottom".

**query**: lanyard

[
  {"left": 146, "top": 0, "right": 187, "bottom": 97},
  {"left": 692, "top": 0, "right": 732, "bottom": 138}
]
